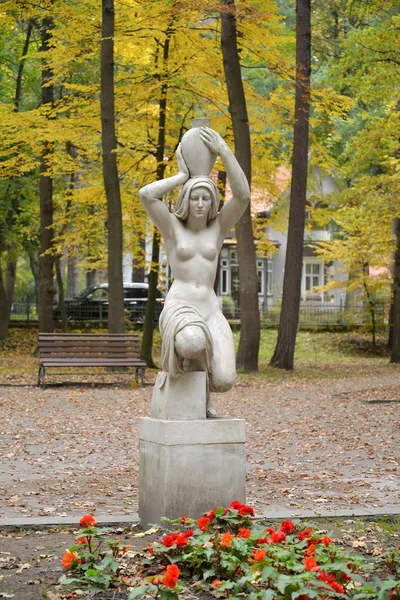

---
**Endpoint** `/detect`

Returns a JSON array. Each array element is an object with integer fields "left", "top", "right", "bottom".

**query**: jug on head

[{"left": 180, "top": 118, "right": 217, "bottom": 177}]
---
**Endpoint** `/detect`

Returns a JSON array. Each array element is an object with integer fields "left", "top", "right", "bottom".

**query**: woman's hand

[
  {"left": 200, "top": 127, "right": 228, "bottom": 156},
  {"left": 176, "top": 144, "right": 190, "bottom": 181}
]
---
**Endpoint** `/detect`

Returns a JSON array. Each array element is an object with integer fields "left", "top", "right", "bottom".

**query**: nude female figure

[{"left": 139, "top": 127, "right": 250, "bottom": 417}]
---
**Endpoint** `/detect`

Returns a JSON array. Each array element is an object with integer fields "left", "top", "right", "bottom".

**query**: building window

[
  {"left": 256, "top": 259, "right": 264, "bottom": 295},
  {"left": 305, "top": 263, "right": 321, "bottom": 291},
  {"left": 220, "top": 259, "right": 229, "bottom": 294},
  {"left": 266, "top": 258, "right": 273, "bottom": 295},
  {"left": 303, "top": 261, "right": 325, "bottom": 300},
  {"left": 231, "top": 267, "right": 240, "bottom": 292}
]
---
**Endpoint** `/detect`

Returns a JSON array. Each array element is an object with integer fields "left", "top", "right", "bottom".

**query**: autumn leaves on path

[{"left": 0, "top": 372, "right": 399, "bottom": 520}]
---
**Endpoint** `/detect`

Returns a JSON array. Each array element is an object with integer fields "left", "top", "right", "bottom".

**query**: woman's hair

[{"left": 174, "top": 177, "right": 219, "bottom": 222}]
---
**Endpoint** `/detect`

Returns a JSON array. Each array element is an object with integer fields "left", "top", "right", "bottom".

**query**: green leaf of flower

[
  {"left": 128, "top": 585, "right": 151, "bottom": 599},
  {"left": 261, "top": 565, "right": 279, "bottom": 582},
  {"left": 201, "top": 567, "right": 217, "bottom": 581},
  {"left": 159, "top": 591, "right": 180, "bottom": 600}
]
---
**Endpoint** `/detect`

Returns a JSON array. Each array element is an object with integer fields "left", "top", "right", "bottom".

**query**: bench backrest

[{"left": 38, "top": 333, "right": 141, "bottom": 359}]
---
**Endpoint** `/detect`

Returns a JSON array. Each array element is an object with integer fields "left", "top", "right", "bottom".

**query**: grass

[{"left": 0, "top": 325, "right": 397, "bottom": 384}]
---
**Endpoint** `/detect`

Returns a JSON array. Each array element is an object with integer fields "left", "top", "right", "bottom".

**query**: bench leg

[
  {"left": 37, "top": 365, "right": 45, "bottom": 389},
  {"left": 136, "top": 367, "right": 145, "bottom": 387}
]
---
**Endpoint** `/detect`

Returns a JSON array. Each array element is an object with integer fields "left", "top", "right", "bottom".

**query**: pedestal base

[
  {"left": 150, "top": 371, "right": 206, "bottom": 420},
  {"left": 139, "top": 417, "right": 246, "bottom": 528}
]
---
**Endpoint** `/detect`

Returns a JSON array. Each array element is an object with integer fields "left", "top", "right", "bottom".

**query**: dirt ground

[
  {"left": 1, "top": 516, "right": 399, "bottom": 599},
  {"left": 0, "top": 522, "right": 155, "bottom": 600},
  {"left": 0, "top": 366, "right": 399, "bottom": 520},
  {"left": 1, "top": 330, "right": 400, "bottom": 599}
]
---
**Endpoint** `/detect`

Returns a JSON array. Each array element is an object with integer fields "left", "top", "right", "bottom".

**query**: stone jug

[{"left": 180, "top": 118, "right": 217, "bottom": 177}]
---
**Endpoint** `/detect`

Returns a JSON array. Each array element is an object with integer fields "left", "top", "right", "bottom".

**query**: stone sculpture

[{"left": 139, "top": 119, "right": 250, "bottom": 418}]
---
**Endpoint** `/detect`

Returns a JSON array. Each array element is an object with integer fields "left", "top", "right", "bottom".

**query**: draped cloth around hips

[{"left": 159, "top": 302, "right": 214, "bottom": 381}]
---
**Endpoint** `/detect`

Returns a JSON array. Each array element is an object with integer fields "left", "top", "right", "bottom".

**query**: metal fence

[
  {"left": 9, "top": 296, "right": 387, "bottom": 331},
  {"left": 260, "top": 303, "right": 387, "bottom": 330},
  {"left": 9, "top": 296, "right": 38, "bottom": 321},
  {"left": 220, "top": 302, "right": 387, "bottom": 330}
]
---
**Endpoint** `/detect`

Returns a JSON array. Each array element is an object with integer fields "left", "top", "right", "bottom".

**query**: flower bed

[{"left": 60, "top": 505, "right": 400, "bottom": 599}]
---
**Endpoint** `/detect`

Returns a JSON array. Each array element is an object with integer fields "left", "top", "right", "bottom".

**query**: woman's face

[{"left": 188, "top": 186, "right": 212, "bottom": 219}]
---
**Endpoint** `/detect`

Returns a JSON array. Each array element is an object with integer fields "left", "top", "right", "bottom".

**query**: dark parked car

[{"left": 54, "top": 283, "right": 164, "bottom": 322}]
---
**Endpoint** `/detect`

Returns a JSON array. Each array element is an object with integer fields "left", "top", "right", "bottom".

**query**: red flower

[
  {"left": 306, "top": 543, "right": 315, "bottom": 556},
  {"left": 228, "top": 500, "right": 255, "bottom": 516},
  {"left": 205, "top": 508, "right": 217, "bottom": 519},
  {"left": 75, "top": 537, "right": 88, "bottom": 545},
  {"left": 304, "top": 557, "right": 319, "bottom": 571},
  {"left": 79, "top": 515, "right": 97, "bottom": 528},
  {"left": 212, "top": 579, "right": 223, "bottom": 587},
  {"left": 161, "top": 532, "right": 189, "bottom": 548},
  {"left": 317, "top": 571, "right": 344, "bottom": 594},
  {"left": 269, "top": 531, "right": 286, "bottom": 544},
  {"left": 183, "top": 529, "right": 194, "bottom": 538},
  {"left": 220, "top": 533, "right": 234, "bottom": 547},
  {"left": 265, "top": 527, "right": 275, "bottom": 534},
  {"left": 62, "top": 551, "right": 77, "bottom": 570},
  {"left": 317, "top": 572, "right": 335, "bottom": 584},
  {"left": 197, "top": 516, "right": 211, "bottom": 531},
  {"left": 322, "top": 535, "right": 332, "bottom": 547},
  {"left": 162, "top": 534, "right": 177, "bottom": 547},
  {"left": 280, "top": 520, "right": 295, "bottom": 534},
  {"left": 253, "top": 548, "right": 267, "bottom": 562},
  {"left": 238, "top": 504, "right": 255, "bottom": 516},
  {"left": 175, "top": 534, "right": 188, "bottom": 548},
  {"left": 161, "top": 563, "right": 180, "bottom": 588},
  {"left": 237, "top": 527, "right": 251, "bottom": 538},
  {"left": 180, "top": 515, "right": 190, "bottom": 524},
  {"left": 297, "top": 528, "right": 313, "bottom": 541},
  {"left": 257, "top": 536, "right": 268, "bottom": 544}
]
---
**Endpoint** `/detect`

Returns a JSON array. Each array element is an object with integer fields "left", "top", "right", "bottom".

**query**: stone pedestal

[
  {"left": 150, "top": 371, "right": 206, "bottom": 420},
  {"left": 138, "top": 417, "right": 246, "bottom": 528}
]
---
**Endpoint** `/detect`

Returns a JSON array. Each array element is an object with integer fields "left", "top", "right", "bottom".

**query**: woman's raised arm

[
  {"left": 199, "top": 127, "right": 250, "bottom": 236},
  {"left": 139, "top": 146, "right": 189, "bottom": 239}
]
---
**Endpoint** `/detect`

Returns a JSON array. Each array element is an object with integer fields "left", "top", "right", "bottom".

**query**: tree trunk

[
  {"left": 0, "top": 256, "right": 9, "bottom": 340},
  {"left": 221, "top": 0, "right": 260, "bottom": 372},
  {"left": 387, "top": 293, "right": 394, "bottom": 349},
  {"left": 270, "top": 0, "right": 311, "bottom": 370},
  {"left": 101, "top": 0, "right": 125, "bottom": 334},
  {"left": 141, "top": 231, "right": 161, "bottom": 367},
  {"left": 131, "top": 247, "right": 145, "bottom": 283},
  {"left": 67, "top": 254, "right": 79, "bottom": 297},
  {"left": 214, "top": 170, "right": 227, "bottom": 293},
  {"left": 0, "top": 21, "right": 33, "bottom": 339},
  {"left": 86, "top": 268, "right": 97, "bottom": 288},
  {"left": 390, "top": 217, "right": 400, "bottom": 362},
  {"left": 38, "top": 15, "right": 55, "bottom": 333},
  {"left": 140, "top": 25, "right": 173, "bottom": 367},
  {"left": 5, "top": 256, "right": 17, "bottom": 319},
  {"left": 29, "top": 251, "right": 39, "bottom": 309},
  {"left": 65, "top": 143, "right": 79, "bottom": 300},
  {"left": 55, "top": 258, "right": 68, "bottom": 332}
]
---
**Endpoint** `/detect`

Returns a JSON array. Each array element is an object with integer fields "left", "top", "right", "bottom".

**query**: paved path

[{"left": 0, "top": 370, "right": 399, "bottom": 524}]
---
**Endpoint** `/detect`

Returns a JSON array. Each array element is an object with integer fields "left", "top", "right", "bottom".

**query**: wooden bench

[{"left": 37, "top": 333, "right": 146, "bottom": 388}]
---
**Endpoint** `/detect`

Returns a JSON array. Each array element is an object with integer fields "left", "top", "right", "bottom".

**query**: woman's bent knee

[
  {"left": 175, "top": 325, "right": 206, "bottom": 359},
  {"left": 210, "top": 369, "right": 236, "bottom": 393}
]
